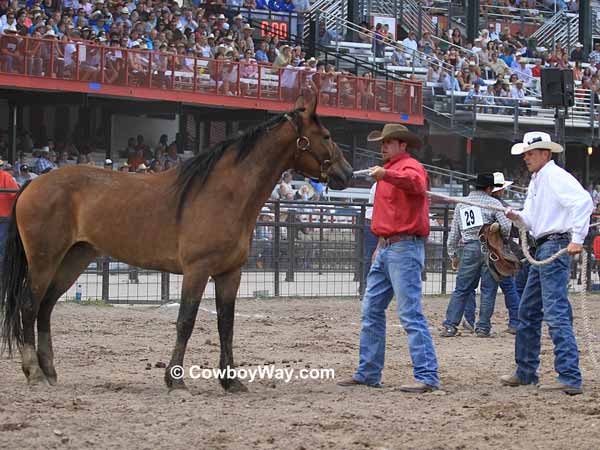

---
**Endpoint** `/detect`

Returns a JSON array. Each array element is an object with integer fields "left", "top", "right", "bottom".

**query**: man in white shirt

[
  {"left": 402, "top": 31, "right": 418, "bottom": 58},
  {"left": 501, "top": 132, "right": 593, "bottom": 395}
]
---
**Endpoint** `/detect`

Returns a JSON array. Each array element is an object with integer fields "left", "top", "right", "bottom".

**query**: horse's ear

[
  {"left": 294, "top": 96, "right": 306, "bottom": 111},
  {"left": 305, "top": 94, "right": 318, "bottom": 116},
  {"left": 295, "top": 95, "right": 317, "bottom": 118}
]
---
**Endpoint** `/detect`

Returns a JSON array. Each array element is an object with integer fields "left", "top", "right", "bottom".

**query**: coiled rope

[{"left": 428, "top": 191, "right": 599, "bottom": 375}]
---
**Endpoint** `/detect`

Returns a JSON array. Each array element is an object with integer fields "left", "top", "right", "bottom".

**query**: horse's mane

[{"left": 174, "top": 108, "right": 303, "bottom": 221}]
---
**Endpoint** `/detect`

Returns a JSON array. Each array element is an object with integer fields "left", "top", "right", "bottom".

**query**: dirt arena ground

[{"left": 2, "top": 295, "right": 600, "bottom": 450}]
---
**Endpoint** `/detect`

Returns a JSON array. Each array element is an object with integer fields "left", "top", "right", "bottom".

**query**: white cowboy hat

[
  {"left": 492, "top": 172, "right": 513, "bottom": 192},
  {"left": 136, "top": 163, "right": 148, "bottom": 171},
  {"left": 104, "top": 158, "right": 113, "bottom": 165},
  {"left": 511, "top": 131, "right": 563, "bottom": 155},
  {"left": 40, "top": 146, "right": 50, "bottom": 153}
]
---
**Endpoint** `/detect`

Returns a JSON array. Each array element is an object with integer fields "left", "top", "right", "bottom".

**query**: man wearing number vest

[
  {"left": 440, "top": 172, "right": 512, "bottom": 337},
  {"left": 337, "top": 124, "right": 439, "bottom": 393},
  {"left": 501, "top": 132, "right": 593, "bottom": 395}
]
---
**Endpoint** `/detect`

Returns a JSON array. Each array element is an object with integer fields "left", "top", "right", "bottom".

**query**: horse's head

[{"left": 287, "top": 96, "right": 353, "bottom": 190}]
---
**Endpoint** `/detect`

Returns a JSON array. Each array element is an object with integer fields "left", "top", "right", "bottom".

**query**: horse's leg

[
  {"left": 21, "top": 266, "right": 55, "bottom": 385},
  {"left": 165, "top": 269, "right": 209, "bottom": 393},
  {"left": 214, "top": 268, "right": 246, "bottom": 392},
  {"left": 37, "top": 244, "right": 97, "bottom": 385}
]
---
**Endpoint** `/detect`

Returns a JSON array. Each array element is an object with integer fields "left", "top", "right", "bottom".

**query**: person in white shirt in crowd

[
  {"left": 515, "top": 57, "right": 533, "bottom": 85},
  {"left": 402, "top": 31, "right": 418, "bottom": 59},
  {"left": 501, "top": 132, "right": 594, "bottom": 396},
  {"left": 427, "top": 62, "right": 442, "bottom": 83},
  {"left": 589, "top": 42, "right": 600, "bottom": 67},
  {"left": 487, "top": 23, "right": 499, "bottom": 41},
  {"left": 510, "top": 79, "right": 531, "bottom": 114}
]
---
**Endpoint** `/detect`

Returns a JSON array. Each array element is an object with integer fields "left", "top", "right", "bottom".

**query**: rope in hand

[{"left": 427, "top": 190, "right": 600, "bottom": 376}]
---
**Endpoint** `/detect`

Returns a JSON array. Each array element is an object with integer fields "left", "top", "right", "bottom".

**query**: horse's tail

[{"left": 0, "top": 181, "right": 31, "bottom": 356}]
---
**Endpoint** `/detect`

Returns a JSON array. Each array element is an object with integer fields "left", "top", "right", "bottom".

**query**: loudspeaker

[{"left": 541, "top": 68, "right": 575, "bottom": 108}]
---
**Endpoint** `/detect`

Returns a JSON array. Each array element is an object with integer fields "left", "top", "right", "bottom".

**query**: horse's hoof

[
  {"left": 46, "top": 376, "right": 58, "bottom": 386},
  {"left": 223, "top": 379, "right": 248, "bottom": 393},
  {"left": 27, "top": 371, "right": 50, "bottom": 386},
  {"left": 168, "top": 387, "right": 192, "bottom": 399}
]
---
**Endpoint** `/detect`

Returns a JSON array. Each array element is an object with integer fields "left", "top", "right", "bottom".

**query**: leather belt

[
  {"left": 535, "top": 232, "right": 570, "bottom": 248},
  {"left": 378, "top": 233, "right": 421, "bottom": 248}
]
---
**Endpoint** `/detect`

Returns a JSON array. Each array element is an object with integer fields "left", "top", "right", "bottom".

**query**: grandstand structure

[{"left": 0, "top": 0, "right": 597, "bottom": 185}]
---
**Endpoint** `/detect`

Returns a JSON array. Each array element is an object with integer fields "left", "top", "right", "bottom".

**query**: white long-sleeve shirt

[{"left": 516, "top": 160, "right": 593, "bottom": 244}]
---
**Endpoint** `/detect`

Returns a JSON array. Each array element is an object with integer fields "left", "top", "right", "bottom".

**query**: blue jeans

[
  {"left": 515, "top": 261, "right": 530, "bottom": 300},
  {"left": 465, "top": 276, "right": 521, "bottom": 329},
  {"left": 443, "top": 240, "right": 499, "bottom": 333},
  {"left": 363, "top": 220, "right": 378, "bottom": 282},
  {"left": 354, "top": 238, "right": 439, "bottom": 387},
  {"left": 515, "top": 238, "right": 581, "bottom": 388}
]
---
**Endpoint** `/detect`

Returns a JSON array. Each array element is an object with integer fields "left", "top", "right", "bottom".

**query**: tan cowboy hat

[
  {"left": 367, "top": 124, "right": 422, "bottom": 149},
  {"left": 492, "top": 172, "right": 513, "bottom": 193},
  {"left": 511, "top": 131, "right": 563, "bottom": 155}
]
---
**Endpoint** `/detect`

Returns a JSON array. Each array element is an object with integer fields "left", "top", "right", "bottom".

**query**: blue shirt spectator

[
  {"left": 442, "top": 74, "right": 461, "bottom": 92},
  {"left": 34, "top": 150, "right": 56, "bottom": 174},
  {"left": 255, "top": 47, "right": 269, "bottom": 63}
]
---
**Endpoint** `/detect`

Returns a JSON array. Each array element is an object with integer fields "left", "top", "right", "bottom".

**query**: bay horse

[{"left": 0, "top": 96, "right": 353, "bottom": 394}]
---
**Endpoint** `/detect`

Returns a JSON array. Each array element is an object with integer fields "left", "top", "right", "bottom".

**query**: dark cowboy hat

[
  {"left": 474, "top": 172, "right": 502, "bottom": 190},
  {"left": 366, "top": 124, "right": 422, "bottom": 149}
]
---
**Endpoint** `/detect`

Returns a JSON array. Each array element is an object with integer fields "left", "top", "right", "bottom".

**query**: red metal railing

[{"left": 0, "top": 35, "right": 423, "bottom": 121}]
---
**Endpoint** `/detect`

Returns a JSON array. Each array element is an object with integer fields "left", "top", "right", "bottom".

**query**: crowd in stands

[
  {"left": 0, "top": 0, "right": 312, "bottom": 83},
  {"left": 3, "top": 130, "right": 187, "bottom": 186},
  {"left": 0, "top": 0, "right": 590, "bottom": 115}
]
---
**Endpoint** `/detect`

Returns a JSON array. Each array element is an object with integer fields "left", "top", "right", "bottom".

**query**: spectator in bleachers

[
  {"left": 510, "top": 79, "right": 531, "bottom": 113},
  {"left": 499, "top": 44, "right": 515, "bottom": 68},
  {"left": 401, "top": 30, "right": 418, "bottom": 58},
  {"left": 590, "top": 42, "right": 600, "bottom": 67},
  {"left": 450, "top": 28, "right": 464, "bottom": 47},
  {"left": 487, "top": 51, "right": 509, "bottom": 78},
  {"left": 515, "top": 57, "right": 533, "bottom": 84},
  {"left": 482, "top": 84, "right": 497, "bottom": 113},
  {"left": 33, "top": 146, "right": 56, "bottom": 174},
  {"left": 278, "top": 171, "right": 294, "bottom": 200},
  {"left": 372, "top": 23, "right": 385, "bottom": 59},
  {"left": 318, "top": 21, "right": 340, "bottom": 46},
  {"left": 573, "top": 61, "right": 583, "bottom": 82},
  {"left": 441, "top": 71, "right": 461, "bottom": 92},
  {"left": 465, "top": 81, "right": 485, "bottom": 112},
  {"left": 570, "top": 42, "right": 584, "bottom": 63},
  {"left": 427, "top": 61, "right": 442, "bottom": 82},
  {"left": 391, "top": 42, "right": 407, "bottom": 66},
  {"left": 14, "top": 164, "right": 37, "bottom": 186},
  {"left": 419, "top": 31, "right": 435, "bottom": 55}
]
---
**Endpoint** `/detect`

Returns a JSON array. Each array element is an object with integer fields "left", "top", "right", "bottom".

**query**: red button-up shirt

[
  {"left": 0, "top": 171, "right": 18, "bottom": 217},
  {"left": 371, "top": 153, "right": 430, "bottom": 238}
]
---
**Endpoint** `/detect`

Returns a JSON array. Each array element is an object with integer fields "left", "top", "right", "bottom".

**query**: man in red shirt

[
  {"left": 338, "top": 124, "right": 439, "bottom": 393},
  {"left": 0, "top": 162, "right": 19, "bottom": 272}
]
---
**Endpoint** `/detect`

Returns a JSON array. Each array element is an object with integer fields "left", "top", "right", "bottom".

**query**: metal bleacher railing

[
  {"left": 531, "top": 10, "right": 579, "bottom": 51},
  {"left": 0, "top": 34, "right": 423, "bottom": 122}
]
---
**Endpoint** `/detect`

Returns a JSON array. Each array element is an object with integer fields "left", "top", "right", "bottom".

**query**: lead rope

[{"left": 427, "top": 190, "right": 600, "bottom": 376}]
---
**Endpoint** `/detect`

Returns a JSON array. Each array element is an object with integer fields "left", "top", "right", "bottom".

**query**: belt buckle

[{"left": 380, "top": 237, "right": 390, "bottom": 248}]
